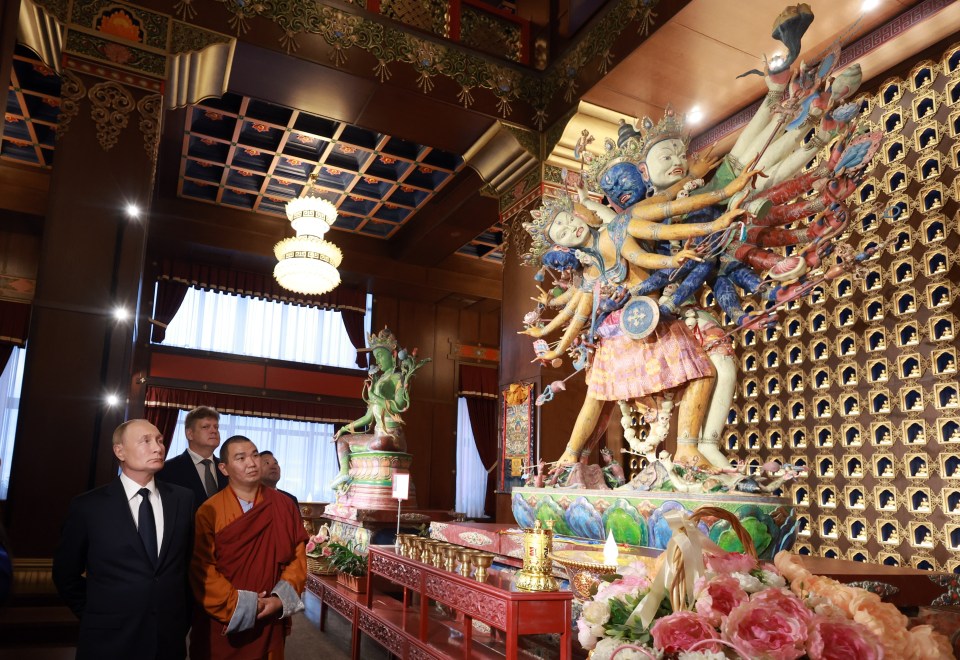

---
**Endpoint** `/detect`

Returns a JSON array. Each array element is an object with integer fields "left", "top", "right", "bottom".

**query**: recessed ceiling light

[
  {"left": 113, "top": 307, "right": 130, "bottom": 321},
  {"left": 125, "top": 203, "right": 140, "bottom": 219},
  {"left": 105, "top": 394, "right": 120, "bottom": 406},
  {"left": 687, "top": 106, "right": 704, "bottom": 124},
  {"left": 861, "top": 0, "right": 879, "bottom": 11}
]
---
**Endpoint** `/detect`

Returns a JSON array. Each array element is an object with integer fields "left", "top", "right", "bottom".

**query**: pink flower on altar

[
  {"left": 306, "top": 540, "right": 316, "bottom": 554},
  {"left": 651, "top": 611, "right": 720, "bottom": 655},
  {"left": 805, "top": 616, "right": 883, "bottom": 660},
  {"left": 704, "top": 551, "right": 755, "bottom": 576},
  {"left": 594, "top": 573, "right": 650, "bottom": 603},
  {"left": 694, "top": 575, "right": 748, "bottom": 626},
  {"left": 321, "top": 545, "right": 333, "bottom": 557},
  {"left": 722, "top": 593, "right": 809, "bottom": 660},
  {"left": 750, "top": 588, "right": 814, "bottom": 627}
]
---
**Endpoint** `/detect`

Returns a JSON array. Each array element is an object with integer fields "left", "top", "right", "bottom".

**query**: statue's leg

[
  {"left": 664, "top": 261, "right": 715, "bottom": 314},
  {"left": 330, "top": 437, "right": 353, "bottom": 490},
  {"left": 673, "top": 373, "right": 716, "bottom": 468},
  {"left": 699, "top": 352, "right": 735, "bottom": 468},
  {"left": 631, "top": 268, "right": 675, "bottom": 298},
  {"left": 556, "top": 395, "right": 607, "bottom": 465},
  {"left": 579, "top": 400, "right": 617, "bottom": 463}
]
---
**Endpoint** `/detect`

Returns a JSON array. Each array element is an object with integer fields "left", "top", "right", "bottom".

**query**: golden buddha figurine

[
  {"left": 881, "top": 463, "right": 895, "bottom": 478},
  {"left": 876, "top": 336, "right": 887, "bottom": 350},
  {"left": 904, "top": 329, "right": 917, "bottom": 344},
  {"left": 887, "top": 528, "right": 900, "bottom": 544},
  {"left": 852, "top": 493, "right": 865, "bottom": 508},
  {"left": 935, "top": 260, "right": 946, "bottom": 274},
  {"left": 911, "top": 398, "right": 924, "bottom": 411},
  {"left": 846, "top": 373, "right": 857, "bottom": 385},
  {"left": 938, "top": 292, "right": 949, "bottom": 307},
  {"left": 920, "top": 530, "right": 933, "bottom": 546},
  {"left": 947, "top": 392, "right": 959, "bottom": 407},
  {"left": 825, "top": 492, "right": 837, "bottom": 507},
  {"left": 850, "top": 462, "right": 863, "bottom": 477},
  {"left": 950, "top": 427, "right": 960, "bottom": 442},
  {"left": 904, "top": 298, "right": 916, "bottom": 313},
  {"left": 917, "top": 496, "right": 931, "bottom": 512},
  {"left": 876, "top": 400, "right": 889, "bottom": 414},
  {"left": 880, "top": 430, "right": 892, "bottom": 445},
  {"left": 908, "top": 364, "right": 921, "bottom": 378},
  {"left": 945, "top": 358, "right": 956, "bottom": 372},
  {"left": 850, "top": 401, "right": 862, "bottom": 415},
  {"left": 914, "top": 462, "right": 929, "bottom": 478},
  {"left": 877, "top": 367, "right": 888, "bottom": 381}
]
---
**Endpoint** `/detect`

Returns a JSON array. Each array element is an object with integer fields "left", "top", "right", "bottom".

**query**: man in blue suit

[
  {"left": 53, "top": 419, "right": 195, "bottom": 660},
  {"left": 156, "top": 406, "right": 227, "bottom": 511}
]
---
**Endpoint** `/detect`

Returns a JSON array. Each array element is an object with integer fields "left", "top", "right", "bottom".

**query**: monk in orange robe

[{"left": 190, "top": 435, "right": 308, "bottom": 660}]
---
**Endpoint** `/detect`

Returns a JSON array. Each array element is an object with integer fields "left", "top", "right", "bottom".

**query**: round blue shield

[{"left": 619, "top": 295, "right": 660, "bottom": 339}]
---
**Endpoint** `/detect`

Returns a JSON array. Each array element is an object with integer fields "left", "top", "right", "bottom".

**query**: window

[
  {"left": 0, "top": 347, "right": 27, "bottom": 499},
  {"left": 158, "top": 287, "right": 372, "bottom": 369},
  {"left": 166, "top": 409, "right": 340, "bottom": 503},
  {"left": 455, "top": 398, "right": 487, "bottom": 518}
]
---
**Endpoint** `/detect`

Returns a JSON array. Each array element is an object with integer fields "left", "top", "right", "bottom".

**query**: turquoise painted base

[{"left": 511, "top": 487, "right": 796, "bottom": 561}]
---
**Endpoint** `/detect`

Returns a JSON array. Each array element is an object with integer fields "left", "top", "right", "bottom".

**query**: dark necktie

[
  {"left": 137, "top": 488, "right": 158, "bottom": 563},
  {"left": 200, "top": 458, "right": 217, "bottom": 498}
]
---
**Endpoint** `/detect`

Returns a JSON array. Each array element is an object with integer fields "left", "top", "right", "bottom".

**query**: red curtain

[
  {"left": 151, "top": 279, "right": 189, "bottom": 344},
  {"left": 145, "top": 405, "right": 183, "bottom": 458},
  {"left": 145, "top": 386, "right": 362, "bottom": 425},
  {"left": 0, "top": 301, "right": 30, "bottom": 346},
  {"left": 341, "top": 310, "right": 368, "bottom": 369},
  {"left": 459, "top": 365, "right": 498, "bottom": 516},
  {"left": 157, "top": 259, "right": 366, "bottom": 313}
]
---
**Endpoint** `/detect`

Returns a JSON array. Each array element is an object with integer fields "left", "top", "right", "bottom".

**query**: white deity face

[
  {"left": 547, "top": 211, "right": 590, "bottom": 248},
  {"left": 642, "top": 138, "right": 689, "bottom": 190}
]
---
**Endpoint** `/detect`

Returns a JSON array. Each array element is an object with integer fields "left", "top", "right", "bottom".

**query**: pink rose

[
  {"left": 595, "top": 573, "right": 651, "bottom": 603},
  {"left": 806, "top": 615, "right": 882, "bottom": 660},
  {"left": 722, "top": 596, "right": 808, "bottom": 660},
  {"left": 651, "top": 611, "right": 720, "bottom": 655},
  {"left": 750, "top": 587, "right": 814, "bottom": 627},
  {"left": 321, "top": 545, "right": 333, "bottom": 557},
  {"left": 704, "top": 551, "right": 756, "bottom": 576},
  {"left": 306, "top": 540, "right": 317, "bottom": 554},
  {"left": 695, "top": 575, "right": 749, "bottom": 626}
]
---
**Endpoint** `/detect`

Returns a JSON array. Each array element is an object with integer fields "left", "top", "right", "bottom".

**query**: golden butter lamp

[{"left": 550, "top": 532, "right": 656, "bottom": 600}]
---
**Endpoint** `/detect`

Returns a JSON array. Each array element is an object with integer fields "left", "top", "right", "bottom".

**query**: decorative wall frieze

[
  {"left": 88, "top": 80, "right": 135, "bottom": 150},
  {"left": 56, "top": 69, "right": 86, "bottom": 140}
]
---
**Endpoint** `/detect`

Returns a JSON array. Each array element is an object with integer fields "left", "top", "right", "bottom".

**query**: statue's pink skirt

[{"left": 587, "top": 313, "right": 713, "bottom": 401}]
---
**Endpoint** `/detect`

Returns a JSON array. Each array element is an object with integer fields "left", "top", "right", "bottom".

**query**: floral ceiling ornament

[{"left": 89, "top": 81, "right": 135, "bottom": 151}]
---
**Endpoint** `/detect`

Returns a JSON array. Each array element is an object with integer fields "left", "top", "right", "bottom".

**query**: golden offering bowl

[
  {"left": 395, "top": 534, "right": 412, "bottom": 557},
  {"left": 440, "top": 544, "right": 460, "bottom": 571},
  {"left": 472, "top": 553, "right": 494, "bottom": 582},
  {"left": 455, "top": 549, "right": 475, "bottom": 576},
  {"left": 549, "top": 550, "right": 653, "bottom": 601}
]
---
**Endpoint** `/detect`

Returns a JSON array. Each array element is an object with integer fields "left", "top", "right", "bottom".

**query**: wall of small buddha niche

[{"left": 714, "top": 40, "right": 960, "bottom": 572}]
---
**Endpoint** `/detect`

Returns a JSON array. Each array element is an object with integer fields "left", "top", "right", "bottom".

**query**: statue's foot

[
  {"left": 330, "top": 472, "right": 352, "bottom": 492},
  {"left": 556, "top": 450, "right": 580, "bottom": 466},
  {"left": 697, "top": 441, "right": 731, "bottom": 469},
  {"left": 673, "top": 442, "right": 711, "bottom": 470}
]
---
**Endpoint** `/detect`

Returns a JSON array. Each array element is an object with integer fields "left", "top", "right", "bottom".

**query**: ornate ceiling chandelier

[{"left": 273, "top": 196, "right": 343, "bottom": 295}]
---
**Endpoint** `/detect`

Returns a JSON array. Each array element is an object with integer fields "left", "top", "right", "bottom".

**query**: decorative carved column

[{"left": 6, "top": 0, "right": 233, "bottom": 557}]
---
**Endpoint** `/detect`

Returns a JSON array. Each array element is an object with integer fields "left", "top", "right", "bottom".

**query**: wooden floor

[{"left": 0, "top": 590, "right": 390, "bottom": 660}]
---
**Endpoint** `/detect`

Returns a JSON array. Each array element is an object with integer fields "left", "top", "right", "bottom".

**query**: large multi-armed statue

[{"left": 520, "top": 4, "right": 882, "bottom": 495}]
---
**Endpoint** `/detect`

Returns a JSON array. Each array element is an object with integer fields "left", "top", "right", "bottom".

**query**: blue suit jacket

[
  {"left": 53, "top": 478, "right": 194, "bottom": 660},
  {"left": 156, "top": 449, "right": 227, "bottom": 512}
]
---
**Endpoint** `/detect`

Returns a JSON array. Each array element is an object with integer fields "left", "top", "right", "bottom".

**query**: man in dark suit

[
  {"left": 156, "top": 405, "right": 226, "bottom": 511},
  {"left": 259, "top": 450, "right": 300, "bottom": 510},
  {"left": 53, "top": 419, "right": 195, "bottom": 660}
]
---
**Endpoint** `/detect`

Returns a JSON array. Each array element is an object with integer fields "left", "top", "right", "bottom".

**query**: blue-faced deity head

[{"left": 599, "top": 161, "right": 648, "bottom": 212}]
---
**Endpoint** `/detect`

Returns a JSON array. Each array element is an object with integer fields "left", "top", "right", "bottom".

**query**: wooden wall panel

[{"left": 370, "top": 292, "right": 499, "bottom": 511}]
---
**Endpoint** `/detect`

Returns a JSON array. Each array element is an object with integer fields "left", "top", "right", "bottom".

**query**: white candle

[{"left": 603, "top": 531, "right": 618, "bottom": 566}]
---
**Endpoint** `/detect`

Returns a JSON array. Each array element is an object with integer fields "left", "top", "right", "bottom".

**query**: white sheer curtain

[
  {"left": 455, "top": 397, "right": 488, "bottom": 518},
  {"left": 0, "top": 347, "right": 26, "bottom": 499},
  {"left": 166, "top": 409, "right": 340, "bottom": 503},
  {"left": 159, "top": 287, "right": 363, "bottom": 369}
]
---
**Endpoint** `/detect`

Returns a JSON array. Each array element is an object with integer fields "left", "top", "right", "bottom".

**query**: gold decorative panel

[{"left": 723, "top": 41, "right": 960, "bottom": 571}]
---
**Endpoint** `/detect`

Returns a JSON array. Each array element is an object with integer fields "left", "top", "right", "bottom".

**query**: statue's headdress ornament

[
  {"left": 637, "top": 104, "right": 688, "bottom": 160},
  {"left": 583, "top": 119, "right": 645, "bottom": 187},
  {"left": 362, "top": 327, "right": 398, "bottom": 353},
  {"left": 522, "top": 194, "right": 575, "bottom": 267}
]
